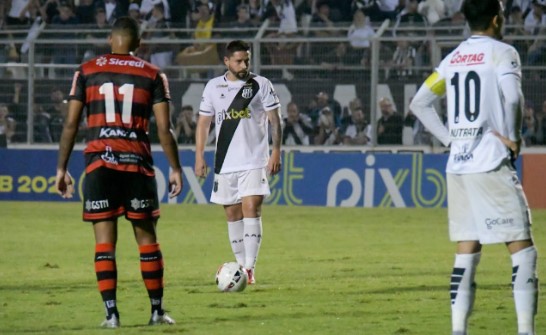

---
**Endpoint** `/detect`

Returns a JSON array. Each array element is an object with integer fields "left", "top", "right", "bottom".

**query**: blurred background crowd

[{"left": 0, "top": 0, "right": 545, "bottom": 148}]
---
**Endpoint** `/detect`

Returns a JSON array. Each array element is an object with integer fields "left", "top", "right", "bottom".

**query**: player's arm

[
  {"left": 267, "top": 107, "right": 282, "bottom": 176},
  {"left": 494, "top": 50, "right": 524, "bottom": 158},
  {"left": 55, "top": 99, "right": 84, "bottom": 198},
  {"left": 409, "top": 71, "right": 451, "bottom": 147},
  {"left": 194, "top": 113, "right": 212, "bottom": 177},
  {"left": 154, "top": 101, "right": 183, "bottom": 198}
]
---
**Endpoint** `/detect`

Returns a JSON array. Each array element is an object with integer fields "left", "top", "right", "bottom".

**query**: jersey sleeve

[
  {"left": 152, "top": 72, "right": 171, "bottom": 104},
  {"left": 261, "top": 79, "right": 280, "bottom": 112},
  {"left": 68, "top": 66, "right": 86, "bottom": 102},
  {"left": 199, "top": 81, "right": 215, "bottom": 116},
  {"left": 496, "top": 46, "right": 521, "bottom": 79}
]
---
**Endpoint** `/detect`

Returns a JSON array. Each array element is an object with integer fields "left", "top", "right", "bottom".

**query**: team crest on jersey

[
  {"left": 96, "top": 56, "right": 107, "bottom": 67},
  {"left": 242, "top": 87, "right": 253, "bottom": 99}
]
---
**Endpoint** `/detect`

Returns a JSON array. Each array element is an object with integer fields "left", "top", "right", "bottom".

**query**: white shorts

[
  {"left": 447, "top": 162, "right": 532, "bottom": 244},
  {"left": 210, "top": 168, "right": 270, "bottom": 205}
]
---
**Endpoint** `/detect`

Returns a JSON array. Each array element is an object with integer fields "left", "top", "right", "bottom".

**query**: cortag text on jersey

[{"left": 449, "top": 51, "right": 485, "bottom": 66}]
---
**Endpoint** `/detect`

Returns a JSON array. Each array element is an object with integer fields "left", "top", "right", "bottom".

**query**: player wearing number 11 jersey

[
  {"left": 55, "top": 17, "right": 182, "bottom": 328},
  {"left": 410, "top": 1, "right": 538, "bottom": 334}
]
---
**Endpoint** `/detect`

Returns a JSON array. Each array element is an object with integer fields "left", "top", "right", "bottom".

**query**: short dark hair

[
  {"left": 462, "top": 0, "right": 501, "bottom": 31},
  {"left": 224, "top": 40, "right": 250, "bottom": 58},
  {"left": 111, "top": 16, "right": 140, "bottom": 40}
]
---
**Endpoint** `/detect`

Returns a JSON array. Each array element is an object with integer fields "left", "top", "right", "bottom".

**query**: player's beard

[{"left": 228, "top": 65, "right": 249, "bottom": 80}]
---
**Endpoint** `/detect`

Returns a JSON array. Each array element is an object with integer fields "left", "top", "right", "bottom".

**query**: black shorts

[{"left": 83, "top": 167, "right": 160, "bottom": 222}]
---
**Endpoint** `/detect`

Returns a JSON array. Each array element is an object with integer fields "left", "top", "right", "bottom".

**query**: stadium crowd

[{"left": 0, "top": 0, "right": 545, "bottom": 147}]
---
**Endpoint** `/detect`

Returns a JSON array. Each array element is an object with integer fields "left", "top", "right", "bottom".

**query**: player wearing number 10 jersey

[
  {"left": 410, "top": 1, "right": 538, "bottom": 334},
  {"left": 55, "top": 17, "right": 182, "bottom": 328}
]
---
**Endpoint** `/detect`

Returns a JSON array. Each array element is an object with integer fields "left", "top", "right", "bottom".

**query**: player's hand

[
  {"left": 55, "top": 169, "right": 74, "bottom": 199},
  {"left": 268, "top": 149, "right": 282, "bottom": 176},
  {"left": 194, "top": 157, "right": 208, "bottom": 178},
  {"left": 493, "top": 131, "right": 521, "bottom": 160},
  {"left": 168, "top": 168, "right": 183, "bottom": 198}
]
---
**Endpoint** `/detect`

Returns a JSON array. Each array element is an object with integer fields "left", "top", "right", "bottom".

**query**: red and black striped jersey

[{"left": 69, "top": 53, "right": 171, "bottom": 176}]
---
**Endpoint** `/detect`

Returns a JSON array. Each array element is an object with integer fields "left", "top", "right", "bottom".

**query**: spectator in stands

[
  {"left": 38, "top": 0, "right": 61, "bottom": 24},
  {"left": 7, "top": 82, "right": 26, "bottom": 143},
  {"left": 307, "top": 91, "right": 343, "bottom": 128},
  {"left": 352, "top": 0, "right": 400, "bottom": 23},
  {"left": 50, "top": 1, "right": 79, "bottom": 77},
  {"left": 5, "top": 0, "right": 34, "bottom": 26},
  {"left": 33, "top": 104, "right": 52, "bottom": 143},
  {"left": 505, "top": 6, "right": 531, "bottom": 61},
  {"left": 404, "top": 99, "right": 432, "bottom": 145},
  {"left": 526, "top": 0, "right": 546, "bottom": 69},
  {"left": 46, "top": 87, "right": 67, "bottom": 142},
  {"left": 417, "top": 0, "right": 446, "bottom": 25},
  {"left": 385, "top": 37, "right": 417, "bottom": 79},
  {"left": 310, "top": 1, "right": 342, "bottom": 65},
  {"left": 341, "top": 107, "right": 370, "bottom": 145},
  {"left": 282, "top": 101, "right": 314, "bottom": 145},
  {"left": 262, "top": 0, "right": 298, "bottom": 80},
  {"left": 508, "top": 0, "right": 534, "bottom": 19},
  {"left": 140, "top": 0, "right": 170, "bottom": 21},
  {"left": 82, "top": 7, "right": 110, "bottom": 62},
  {"left": 0, "top": 103, "right": 17, "bottom": 148},
  {"left": 377, "top": 97, "right": 403, "bottom": 144},
  {"left": 128, "top": 2, "right": 143, "bottom": 23},
  {"left": 314, "top": 106, "right": 340, "bottom": 145},
  {"left": 227, "top": 4, "right": 256, "bottom": 38},
  {"left": 173, "top": 105, "right": 196, "bottom": 144},
  {"left": 524, "top": 0, "right": 546, "bottom": 34},
  {"left": 346, "top": 8, "right": 374, "bottom": 66},
  {"left": 443, "top": 0, "right": 463, "bottom": 18},
  {"left": 144, "top": 3, "right": 174, "bottom": 70},
  {"left": 395, "top": 0, "right": 427, "bottom": 35},
  {"left": 534, "top": 99, "right": 546, "bottom": 144},
  {"left": 101, "top": 0, "right": 126, "bottom": 25},
  {"left": 75, "top": 0, "right": 99, "bottom": 24},
  {"left": 522, "top": 101, "right": 538, "bottom": 146},
  {"left": 175, "top": 1, "right": 219, "bottom": 78}
]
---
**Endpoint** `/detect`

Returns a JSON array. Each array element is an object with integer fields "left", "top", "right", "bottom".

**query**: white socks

[
  {"left": 451, "top": 252, "right": 481, "bottom": 334},
  {"left": 227, "top": 217, "right": 263, "bottom": 271},
  {"left": 227, "top": 220, "right": 245, "bottom": 267},
  {"left": 511, "top": 246, "right": 538, "bottom": 335},
  {"left": 450, "top": 247, "right": 539, "bottom": 335},
  {"left": 243, "top": 217, "right": 262, "bottom": 270}
]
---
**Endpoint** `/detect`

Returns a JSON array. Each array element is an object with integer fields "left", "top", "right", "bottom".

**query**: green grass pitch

[{"left": 0, "top": 202, "right": 544, "bottom": 334}]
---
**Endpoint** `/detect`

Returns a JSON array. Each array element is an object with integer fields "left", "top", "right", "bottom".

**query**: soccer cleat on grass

[
  {"left": 148, "top": 310, "right": 176, "bottom": 325},
  {"left": 100, "top": 314, "right": 120, "bottom": 328},
  {"left": 246, "top": 268, "right": 255, "bottom": 285}
]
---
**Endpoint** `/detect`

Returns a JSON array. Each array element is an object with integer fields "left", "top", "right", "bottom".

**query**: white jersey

[
  {"left": 199, "top": 72, "right": 280, "bottom": 174},
  {"left": 436, "top": 36, "right": 521, "bottom": 174}
]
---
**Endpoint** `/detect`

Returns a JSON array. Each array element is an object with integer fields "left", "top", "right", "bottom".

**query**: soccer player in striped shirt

[
  {"left": 410, "top": 1, "right": 538, "bottom": 334},
  {"left": 55, "top": 17, "right": 182, "bottom": 328}
]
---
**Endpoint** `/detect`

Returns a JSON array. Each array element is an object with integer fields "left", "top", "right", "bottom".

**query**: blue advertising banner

[{"left": 0, "top": 149, "right": 523, "bottom": 207}]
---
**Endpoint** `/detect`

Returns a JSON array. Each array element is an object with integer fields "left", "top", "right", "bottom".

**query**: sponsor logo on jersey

[
  {"left": 216, "top": 107, "right": 252, "bottom": 123},
  {"left": 216, "top": 84, "right": 228, "bottom": 88},
  {"left": 99, "top": 127, "right": 138, "bottom": 139},
  {"left": 453, "top": 152, "right": 474, "bottom": 162},
  {"left": 101, "top": 146, "right": 118, "bottom": 165},
  {"left": 220, "top": 94, "right": 225, "bottom": 99},
  {"left": 96, "top": 56, "right": 107, "bottom": 66},
  {"left": 449, "top": 51, "right": 485, "bottom": 66},
  {"left": 85, "top": 199, "right": 110, "bottom": 211},
  {"left": 97, "top": 57, "right": 146, "bottom": 68},
  {"left": 485, "top": 217, "right": 514, "bottom": 230},
  {"left": 130, "top": 197, "right": 154, "bottom": 210},
  {"left": 450, "top": 127, "right": 483, "bottom": 139}
]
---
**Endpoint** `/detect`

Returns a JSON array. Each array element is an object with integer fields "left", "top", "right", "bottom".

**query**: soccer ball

[{"left": 215, "top": 262, "right": 248, "bottom": 292}]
